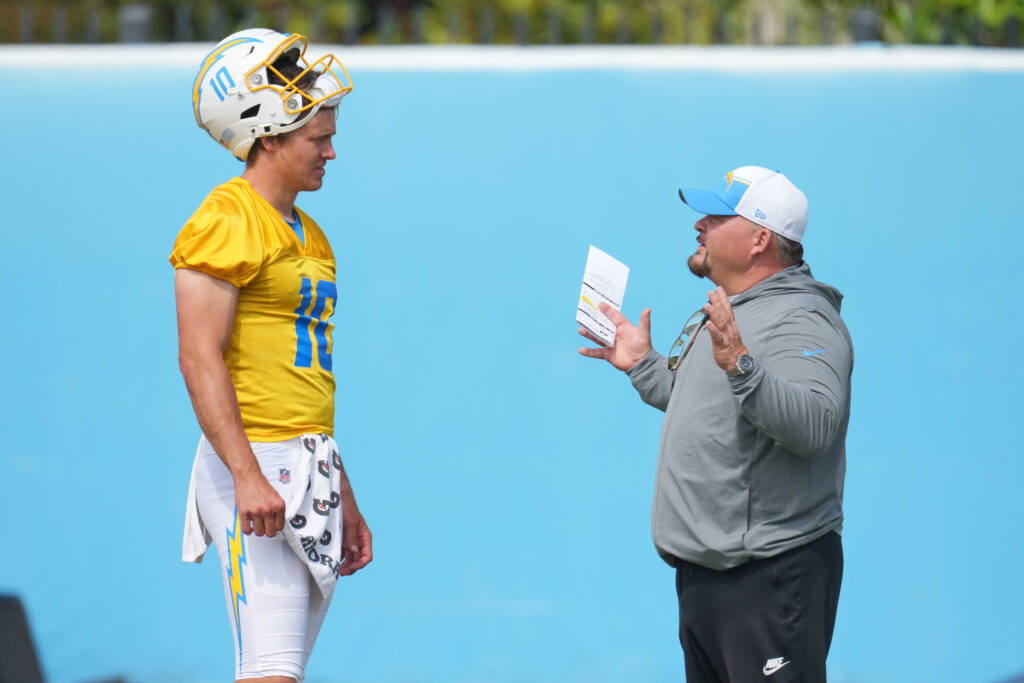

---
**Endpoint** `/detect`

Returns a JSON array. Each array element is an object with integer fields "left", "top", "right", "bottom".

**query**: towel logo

[
  {"left": 300, "top": 535, "right": 344, "bottom": 579},
  {"left": 312, "top": 491, "right": 341, "bottom": 516},
  {"left": 279, "top": 468, "right": 290, "bottom": 484}
]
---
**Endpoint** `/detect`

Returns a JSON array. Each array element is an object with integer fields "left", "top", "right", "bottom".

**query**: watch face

[{"left": 738, "top": 354, "right": 755, "bottom": 372}]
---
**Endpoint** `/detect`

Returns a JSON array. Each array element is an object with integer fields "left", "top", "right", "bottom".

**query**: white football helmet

[{"left": 192, "top": 28, "right": 353, "bottom": 161}]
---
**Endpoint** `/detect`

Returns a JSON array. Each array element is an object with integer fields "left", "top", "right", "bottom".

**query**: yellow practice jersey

[{"left": 170, "top": 177, "right": 336, "bottom": 441}]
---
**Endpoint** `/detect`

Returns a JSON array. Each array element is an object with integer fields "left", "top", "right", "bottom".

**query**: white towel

[
  {"left": 182, "top": 439, "right": 213, "bottom": 564},
  {"left": 281, "top": 433, "right": 345, "bottom": 603},
  {"left": 182, "top": 433, "right": 345, "bottom": 603}
]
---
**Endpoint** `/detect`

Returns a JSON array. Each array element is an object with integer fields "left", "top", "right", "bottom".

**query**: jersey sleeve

[{"left": 169, "top": 208, "right": 265, "bottom": 287}]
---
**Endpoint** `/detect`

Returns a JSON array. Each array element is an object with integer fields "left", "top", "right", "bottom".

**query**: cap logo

[
  {"left": 755, "top": 209, "right": 766, "bottom": 219},
  {"left": 724, "top": 171, "right": 734, "bottom": 189}
]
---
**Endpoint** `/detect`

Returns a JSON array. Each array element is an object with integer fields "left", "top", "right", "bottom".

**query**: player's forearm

[
  {"left": 335, "top": 460, "right": 361, "bottom": 512},
  {"left": 179, "top": 350, "right": 259, "bottom": 478}
]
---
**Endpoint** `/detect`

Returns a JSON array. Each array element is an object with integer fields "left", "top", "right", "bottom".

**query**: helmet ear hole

[{"left": 240, "top": 105, "right": 260, "bottom": 120}]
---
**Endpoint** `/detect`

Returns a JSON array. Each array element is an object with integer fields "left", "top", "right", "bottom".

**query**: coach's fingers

[
  {"left": 638, "top": 308, "right": 652, "bottom": 338},
  {"left": 710, "top": 286, "right": 733, "bottom": 313},
  {"left": 598, "top": 302, "right": 631, "bottom": 328},
  {"left": 577, "top": 326, "right": 607, "bottom": 347},
  {"left": 578, "top": 345, "right": 608, "bottom": 359}
]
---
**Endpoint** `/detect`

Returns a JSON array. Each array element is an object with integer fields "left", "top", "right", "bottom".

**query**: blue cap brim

[{"left": 678, "top": 187, "right": 738, "bottom": 216}]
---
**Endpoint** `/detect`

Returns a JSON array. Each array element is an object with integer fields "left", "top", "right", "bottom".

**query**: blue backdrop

[{"left": 1, "top": 45, "right": 1022, "bottom": 683}]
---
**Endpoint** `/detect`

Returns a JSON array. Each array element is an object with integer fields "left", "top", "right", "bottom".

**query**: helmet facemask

[{"left": 246, "top": 34, "right": 351, "bottom": 131}]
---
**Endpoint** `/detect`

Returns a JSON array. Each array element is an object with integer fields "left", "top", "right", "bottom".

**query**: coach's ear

[{"left": 750, "top": 226, "right": 773, "bottom": 256}]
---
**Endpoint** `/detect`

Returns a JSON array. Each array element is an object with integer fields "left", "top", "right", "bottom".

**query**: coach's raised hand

[{"left": 578, "top": 303, "right": 653, "bottom": 371}]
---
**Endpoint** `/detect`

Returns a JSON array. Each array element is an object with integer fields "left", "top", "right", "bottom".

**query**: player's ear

[{"left": 260, "top": 136, "right": 280, "bottom": 153}]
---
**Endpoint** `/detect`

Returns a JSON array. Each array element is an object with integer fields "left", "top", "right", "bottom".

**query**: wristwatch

[{"left": 726, "top": 354, "right": 755, "bottom": 378}]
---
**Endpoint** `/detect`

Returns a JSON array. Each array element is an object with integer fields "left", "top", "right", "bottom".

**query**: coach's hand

[
  {"left": 578, "top": 303, "right": 653, "bottom": 372},
  {"left": 234, "top": 465, "right": 286, "bottom": 537},
  {"left": 704, "top": 286, "right": 749, "bottom": 372}
]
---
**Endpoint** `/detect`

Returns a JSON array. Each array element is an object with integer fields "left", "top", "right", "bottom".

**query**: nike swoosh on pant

[{"left": 763, "top": 661, "right": 791, "bottom": 676}]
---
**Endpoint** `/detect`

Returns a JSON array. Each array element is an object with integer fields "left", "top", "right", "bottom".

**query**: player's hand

[
  {"left": 578, "top": 303, "right": 653, "bottom": 371},
  {"left": 704, "top": 286, "right": 748, "bottom": 371},
  {"left": 233, "top": 468, "right": 286, "bottom": 538},
  {"left": 338, "top": 507, "right": 373, "bottom": 577}
]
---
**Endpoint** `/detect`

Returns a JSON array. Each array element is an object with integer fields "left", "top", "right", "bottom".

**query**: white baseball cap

[{"left": 678, "top": 166, "right": 809, "bottom": 243}]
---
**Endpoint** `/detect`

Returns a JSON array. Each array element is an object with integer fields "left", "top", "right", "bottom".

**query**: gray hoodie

[{"left": 626, "top": 262, "right": 852, "bottom": 570}]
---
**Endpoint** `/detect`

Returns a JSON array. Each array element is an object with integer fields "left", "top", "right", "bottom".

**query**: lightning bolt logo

[
  {"left": 191, "top": 36, "right": 261, "bottom": 126},
  {"left": 226, "top": 508, "right": 248, "bottom": 662}
]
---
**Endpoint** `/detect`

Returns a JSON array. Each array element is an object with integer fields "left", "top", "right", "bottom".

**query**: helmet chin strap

[{"left": 275, "top": 104, "right": 323, "bottom": 135}]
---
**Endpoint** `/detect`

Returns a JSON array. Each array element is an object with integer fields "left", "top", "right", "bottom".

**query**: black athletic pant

[{"left": 675, "top": 532, "right": 843, "bottom": 683}]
